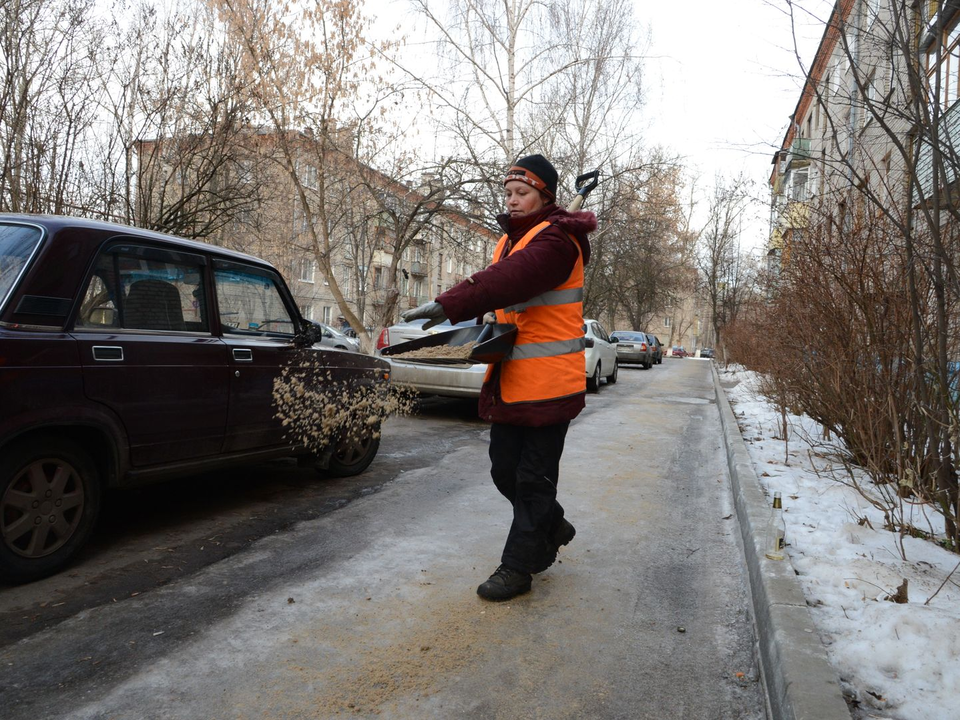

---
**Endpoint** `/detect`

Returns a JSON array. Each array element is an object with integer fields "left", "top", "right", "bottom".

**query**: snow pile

[{"left": 722, "top": 367, "right": 960, "bottom": 720}]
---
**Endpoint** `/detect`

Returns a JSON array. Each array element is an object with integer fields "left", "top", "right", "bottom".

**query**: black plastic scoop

[{"left": 381, "top": 323, "right": 517, "bottom": 364}]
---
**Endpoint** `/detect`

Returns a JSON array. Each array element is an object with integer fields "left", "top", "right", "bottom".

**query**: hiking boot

[
  {"left": 552, "top": 518, "right": 576, "bottom": 549},
  {"left": 476, "top": 564, "right": 532, "bottom": 601}
]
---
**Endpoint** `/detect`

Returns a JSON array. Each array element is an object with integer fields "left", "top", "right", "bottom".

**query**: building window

[
  {"left": 926, "top": 17, "right": 960, "bottom": 109},
  {"left": 322, "top": 306, "right": 332, "bottom": 324},
  {"left": 301, "top": 304, "right": 314, "bottom": 321},
  {"left": 374, "top": 267, "right": 384, "bottom": 290},
  {"left": 300, "top": 257, "right": 316, "bottom": 283},
  {"left": 790, "top": 169, "right": 808, "bottom": 202},
  {"left": 663, "top": 317, "right": 671, "bottom": 328},
  {"left": 299, "top": 162, "right": 318, "bottom": 189}
]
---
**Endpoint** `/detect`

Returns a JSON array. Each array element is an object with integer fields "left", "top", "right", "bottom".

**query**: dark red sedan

[{"left": 0, "top": 215, "right": 390, "bottom": 582}]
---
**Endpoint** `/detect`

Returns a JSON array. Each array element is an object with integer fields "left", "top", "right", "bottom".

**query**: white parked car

[{"left": 584, "top": 318, "right": 618, "bottom": 392}]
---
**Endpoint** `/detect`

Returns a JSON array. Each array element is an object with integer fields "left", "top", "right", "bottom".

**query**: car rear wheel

[
  {"left": 0, "top": 437, "right": 102, "bottom": 583},
  {"left": 587, "top": 363, "right": 600, "bottom": 393},
  {"left": 324, "top": 427, "right": 382, "bottom": 477},
  {"left": 607, "top": 360, "right": 618, "bottom": 384}
]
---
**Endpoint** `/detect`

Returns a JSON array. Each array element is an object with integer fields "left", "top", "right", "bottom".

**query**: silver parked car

[
  {"left": 584, "top": 319, "right": 618, "bottom": 392},
  {"left": 314, "top": 322, "right": 361, "bottom": 352},
  {"left": 610, "top": 330, "right": 653, "bottom": 369},
  {"left": 376, "top": 318, "right": 487, "bottom": 398}
]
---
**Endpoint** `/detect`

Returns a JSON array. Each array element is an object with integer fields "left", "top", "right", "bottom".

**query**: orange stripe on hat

[{"left": 504, "top": 166, "right": 556, "bottom": 200}]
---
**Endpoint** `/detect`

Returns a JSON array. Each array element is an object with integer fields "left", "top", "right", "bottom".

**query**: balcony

[
  {"left": 787, "top": 138, "right": 812, "bottom": 170},
  {"left": 409, "top": 261, "right": 427, "bottom": 276},
  {"left": 915, "top": 100, "right": 960, "bottom": 202}
]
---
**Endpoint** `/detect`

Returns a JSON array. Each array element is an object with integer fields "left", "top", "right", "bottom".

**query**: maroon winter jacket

[{"left": 436, "top": 203, "right": 597, "bottom": 427}]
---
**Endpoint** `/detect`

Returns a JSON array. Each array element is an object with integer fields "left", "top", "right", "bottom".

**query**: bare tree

[
  {"left": 697, "top": 175, "right": 759, "bottom": 354},
  {"left": 0, "top": 0, "right": 102, "bottom": 213}
]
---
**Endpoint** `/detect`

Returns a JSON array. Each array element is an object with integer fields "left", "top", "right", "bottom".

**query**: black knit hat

[{"left": 504, "top": 154, "right": 558, "bottom": 201}]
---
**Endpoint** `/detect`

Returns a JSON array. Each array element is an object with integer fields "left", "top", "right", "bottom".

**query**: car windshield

[
  {"left": 613, "top": 331, "right": 645, "bottom": 341},
  {"left": 0, "top": 224, "right": 43, "bottom": 311}
]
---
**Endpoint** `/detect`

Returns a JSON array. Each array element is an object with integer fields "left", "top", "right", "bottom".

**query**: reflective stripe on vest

[
  {"left": 503, "top": 287, "right": 584, "bottom": 314},
  {"left": 507, "top": 336, "right": 587, "bottom": 361},
  {"left": 487, "top": 221, "right": 585, "bottom": 404}
]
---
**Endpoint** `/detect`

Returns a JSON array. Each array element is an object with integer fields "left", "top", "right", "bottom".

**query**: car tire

[
  {"left": 587, "top": 364, "right": 600, "bottom": 393},
  {"left": 324, "top": 427, "right": 382, "bottom": 477},
  {"left": 607, "top": 360, "right": 618, "bottom": 384},
  {"left": 0, "top": 437, "right": 102, "bottom": 583}
]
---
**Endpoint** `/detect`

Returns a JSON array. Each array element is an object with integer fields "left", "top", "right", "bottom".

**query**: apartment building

[
  {"left": 767, "top": 0, "right": 960, "bottom": 259},
  {"left": 136, "top": 127, "right": 497, "bottom": 338}
]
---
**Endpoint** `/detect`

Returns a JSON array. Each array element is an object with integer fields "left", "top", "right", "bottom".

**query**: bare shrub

[{"left": 732, "top": 197, "right": 958, "bottom": 554}]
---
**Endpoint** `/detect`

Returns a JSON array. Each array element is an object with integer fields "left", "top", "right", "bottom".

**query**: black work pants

[{"left": 489, "top": 421, "right": 569, "bottom": 574}]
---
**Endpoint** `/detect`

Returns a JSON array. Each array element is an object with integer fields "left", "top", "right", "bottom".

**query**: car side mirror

[
  {"left": 295, "top": 320, "right": 324, "bottom": 347},
  {"left": 584, "top": 337, "right": 595, "bottom": 348},
  {"left": 609, "top": 336, "right": 619, "bottom": 343}
]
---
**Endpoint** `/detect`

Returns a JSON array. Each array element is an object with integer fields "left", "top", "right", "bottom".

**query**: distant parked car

[
  {"left": 0, "top": 214, "right": 390, "bottom": 582},
  {"left": 316, "top": 322, "right": 361, "bottom": 352},
  {"left": 376, "top": 318, "right": 487, "bottom": 398},
  {"left": 699, "top": 347, "right": 715, "bottom": 359},
  {"left": 584, "top": 319, "right": 618, "bottom": 392},
  {"left": 609, "top": 330, "right": 652, "bottom": 369},
  {"left": 646, "top": 334, "right": 664, "bottom": 364},
  {"left": 670, "top": 346, "right": 688, "bottom": 358}
]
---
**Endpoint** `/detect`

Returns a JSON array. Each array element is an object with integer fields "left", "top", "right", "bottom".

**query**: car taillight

[
  {"left": 376, "top": 328, "right": 389, "bottom": 350},
  {"left": 641, "top": 342, "right": 647, "bottom": 351}
]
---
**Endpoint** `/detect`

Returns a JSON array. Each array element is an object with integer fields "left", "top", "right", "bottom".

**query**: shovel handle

[
  {"left": 477, "top": 322, "right": 494, "bottom": 344},
  {"left": 567, "top": 170, "right": 600, "bottom": 212}
]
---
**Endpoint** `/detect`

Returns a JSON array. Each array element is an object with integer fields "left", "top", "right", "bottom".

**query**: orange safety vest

[{"left": 485, "top": 221, "right": 586, "bottom": 404}]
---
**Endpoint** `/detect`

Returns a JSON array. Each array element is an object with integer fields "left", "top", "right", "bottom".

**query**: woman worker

[{"left": 401, "top": 154, "right": 597, "bottom": 601}]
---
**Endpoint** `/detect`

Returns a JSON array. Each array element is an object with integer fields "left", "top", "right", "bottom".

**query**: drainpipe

[{"left": 844, "top": 1, "right": 862, "bottom": 189}]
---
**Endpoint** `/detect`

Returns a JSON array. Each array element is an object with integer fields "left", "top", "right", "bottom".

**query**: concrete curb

[{"left": 711, "top": 364, "right": 850, "bottom": 720}]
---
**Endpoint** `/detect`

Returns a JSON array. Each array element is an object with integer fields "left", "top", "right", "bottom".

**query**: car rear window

[
  {"left": 0, "top": 223, "right": 43, "bottom": 311},
  {"left": 614, "top": 331, "right": 645, "bottom": 341},
  {"left": 75, "top": 246, "right": 210, "bottom": 333}
]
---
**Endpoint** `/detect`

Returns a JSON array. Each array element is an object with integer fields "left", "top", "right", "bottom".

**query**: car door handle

[
  {"left": 233, "top": 348, "right": 253, "bottom": 362},
  {"left": 92, "top": 346, "right": 124, "bottom": 361}
]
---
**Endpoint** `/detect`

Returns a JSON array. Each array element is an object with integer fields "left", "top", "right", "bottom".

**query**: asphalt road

[{"left": 0, "top": 359, "right": 766, "bottom": 719}]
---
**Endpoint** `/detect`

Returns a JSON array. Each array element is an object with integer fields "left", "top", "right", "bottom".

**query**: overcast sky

[
  {"left": 636, "top": 0, "right": 834, "bottom": 244},
  {"left": 380, "top": 0, "right": 834, "bottom": 249}
]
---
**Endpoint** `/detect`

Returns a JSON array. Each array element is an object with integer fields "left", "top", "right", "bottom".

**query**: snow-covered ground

[{"left": 721, "top": 366, "right": 960, "bottom": 720}]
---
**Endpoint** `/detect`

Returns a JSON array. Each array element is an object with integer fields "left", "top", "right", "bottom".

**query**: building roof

[{"left": 770, "top": 0, "right": 855, "bottom": 186}]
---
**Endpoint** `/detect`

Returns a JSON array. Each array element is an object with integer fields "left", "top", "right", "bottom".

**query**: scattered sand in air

[
  {"left": 389, "top": 340, "right": 478, "bottom": 361},
  {"left": 273, "top": 352, "right": 418, "bottom": 453}
]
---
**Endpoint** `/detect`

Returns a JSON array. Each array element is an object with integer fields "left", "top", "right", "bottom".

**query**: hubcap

[
  {"left": 334, "top": 433, "right": 372, "bottom": 467},
  {"left": 1, "top": 458, "right": 85, "bottom": 559}
]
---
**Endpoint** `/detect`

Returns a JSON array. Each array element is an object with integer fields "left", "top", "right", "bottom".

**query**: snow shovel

[{"left": 381, "top": 322, "right": 518, "bottom": 365}]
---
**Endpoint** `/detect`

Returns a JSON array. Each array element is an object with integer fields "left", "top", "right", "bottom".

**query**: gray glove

[
  {"left": 482, "top": 312, "right": 497, "bottom": 324},
  {"left": 401, "top": 300, "right": 447, "bottom": 330}
]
